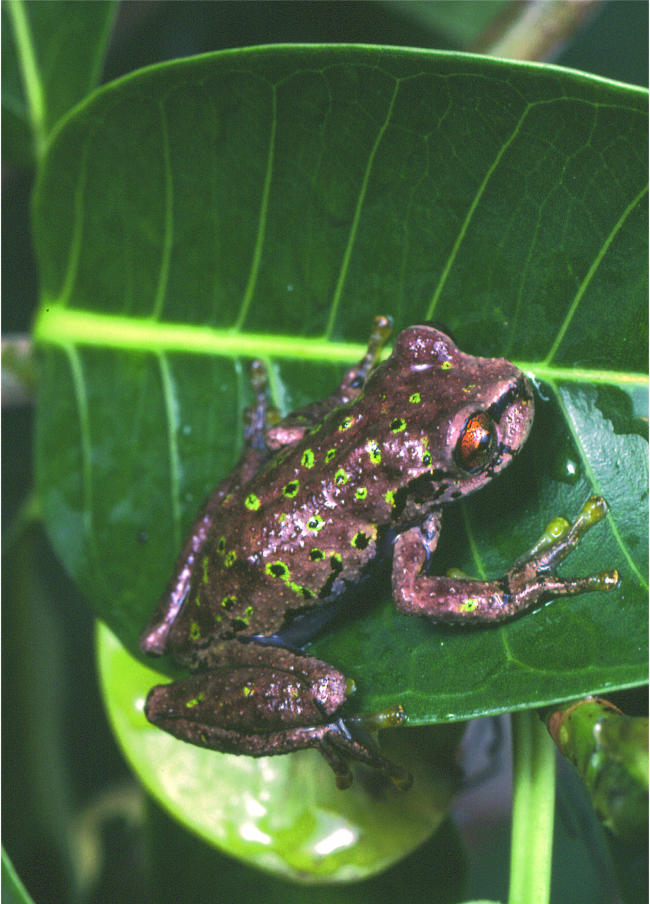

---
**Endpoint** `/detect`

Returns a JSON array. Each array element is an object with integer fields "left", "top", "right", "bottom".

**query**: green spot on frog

[
  {"left": 338, "top": 416, "right": 353, "bottom": 431},
  {"left": 307, "top": 514, "right": 325, "bottom": 532},
  {"left": 242, "top": 683, "right": 254, "bottom": 697},
  {"left": 351, "top": 530, "right": 371, "bottom": 550},
  {"left": 266, "top": 560, "right": 289, "bottom": 579},
  {"left": 334, "top": 468, "right": 349, "bottom": 486},
  {"left": 460, "top": 598, "right": 479, "bottom": 613},
  {"left": 301, "top": 449, "right": 315, "bottom": 468},
  {"left": 355, "top": 487, "right": 367, "bottom": 500},
  {"left": 282, "top": 480, "right": 299, "bottom": 498},
  {"left": 390, "top": 417, "right": 407, "bottom": 433},
  {"left": 189, "top": 622, "right": 201, "bottom": 640},
  {"left": 221, "top": 595, "right": 236, "bottom": 610},
  {"left": 366, "top": 440, "right": 381, "bottom": 464},
  {"left": 309, "top": 548, "right": 324, "bottom": 561},
  {"left": 216, "top": 536, "right": 226, "bottom": 555},
  {"left": 224, "top": 550, "right": 237, "bottom": 567},
  {"left": 325, "top": 448, "right": 337, "bottom": 463},
  {"left": 441, "top": 360, "right": 453, "bottom": 370},
  {"left": 245, "top": 493, "right": 261, "bottom": 511},
  {"left": 385, "top": 489, "right": 396, "bottom": 507},
  {"left": 278, "top": 513, "right": 288, "bottom": 523},
  {"left": 409, "top": 392, "right": 421, "bottom": 404},
  {"left": 202, "top": 556, "right": 210, "bottom": 584},
  {"left": 185, "top": 692, "right": 205, "bottom": 708}
]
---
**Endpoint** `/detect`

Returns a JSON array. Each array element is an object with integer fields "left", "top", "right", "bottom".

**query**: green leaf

[
  {"left": 2, "top": 848, "right": 36, "bottom": 904},
  {"left": 33, "top": 46, "right": 648, "bottom": 732},
  {"left": 97, "top": 621, "right": 462, "bottom": 880},
  {"left": 2, "top": 0, "right": 117, "bottom": 164}
]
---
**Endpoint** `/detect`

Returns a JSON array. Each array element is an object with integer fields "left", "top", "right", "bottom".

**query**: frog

[{"left": 140, "top": 316, "right": 619, "bottom": 789}]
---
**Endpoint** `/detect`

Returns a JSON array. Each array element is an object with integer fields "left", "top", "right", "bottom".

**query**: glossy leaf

[
  {"left": 2, "top": 0, "right": 117, "bottom": 164},
  {"left": 98, "top": 621, "right": 461, "bottom": 880},
  {"left": 32, "top": 46, "right": 648, "bottom": 733}
]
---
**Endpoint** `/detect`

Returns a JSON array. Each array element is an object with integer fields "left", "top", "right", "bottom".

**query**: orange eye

[{"left": 455, "top": 412, "right": 497, "bottom": 472}]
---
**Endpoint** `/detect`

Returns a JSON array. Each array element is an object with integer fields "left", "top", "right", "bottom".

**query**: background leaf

[
  {"left": 32, "top": 46, "right": 647, "bottom": 730},
  {"left": 98, "top": 621, "right": 463, "bottom": 881}
]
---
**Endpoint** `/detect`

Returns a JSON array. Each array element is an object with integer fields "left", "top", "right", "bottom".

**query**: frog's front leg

[
  {"left": 144, "top": 643, "right": 410, "bottom": 790},
  {"left": 392, "top": 497, "right": 620, "bottom": 623},
  {"left": 265, "top": 315, "right": 393, "bottom": 450}
]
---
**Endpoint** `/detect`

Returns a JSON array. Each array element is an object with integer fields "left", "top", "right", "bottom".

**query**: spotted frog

[{"left": 140, "top": 318, "right": 619, "bottom": 788}]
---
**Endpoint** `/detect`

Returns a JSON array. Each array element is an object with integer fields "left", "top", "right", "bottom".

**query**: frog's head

[{"left": 367, "top": 324, "right": 535, "bottom": 504}]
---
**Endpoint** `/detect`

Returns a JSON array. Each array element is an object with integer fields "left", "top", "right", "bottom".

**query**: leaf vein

[
  {"left": 156, "top": 351, "right": 182, "bottom": 551},
  {"left": 325, "top": 78, "right": 401, "bottom": 339},
  {"left": 234, "top": 83, "right": 277, "bottom": 331},
  {"left": 152, "top": 102, "right": 174, "bottom": 320},
  {"left": 543, "top": 181, "right": 649, "bottom": 364},
  {"left": 426, "top": 105, "right": 530, "bottom": 321}
]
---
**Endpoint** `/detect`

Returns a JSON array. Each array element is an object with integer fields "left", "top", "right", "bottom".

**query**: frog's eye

[{"left": 455, "top": 412, "right": 497, "bottom": 472}]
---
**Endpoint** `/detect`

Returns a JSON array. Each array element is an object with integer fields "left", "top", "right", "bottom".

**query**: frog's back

[{"left": 166, "top": 401, "right": 393, "bottom": 657}]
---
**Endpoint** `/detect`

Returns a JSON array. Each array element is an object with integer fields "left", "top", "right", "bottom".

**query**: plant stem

[
  {"left": 473, "top": 0, "right": 604, "bottom": 62},
  {"left": 508, "top": 710, "right": 556, "bottom": 904},
  {"left": 2, "top": 334, "right": 35, "bottom": 407}
]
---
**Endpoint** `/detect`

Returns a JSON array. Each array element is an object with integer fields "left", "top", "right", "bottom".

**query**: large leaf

[
  {"left": 33, "top": 46, "right": 648, "bottom": 731},
  {"left": 98, "top": 621, "right": 463, "bottom": 882}
]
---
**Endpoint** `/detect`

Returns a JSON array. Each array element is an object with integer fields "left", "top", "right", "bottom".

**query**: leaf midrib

[{"left": 33, "top": 304, "right": 648, "bottom": 388}]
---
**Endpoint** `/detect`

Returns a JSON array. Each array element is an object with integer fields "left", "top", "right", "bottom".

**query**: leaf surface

[
  {"left": 2, "top": 0, "right": 117, "bottom": 163},
  {"left": 32, "top": 46, "right": 648, "bottom": 727}
]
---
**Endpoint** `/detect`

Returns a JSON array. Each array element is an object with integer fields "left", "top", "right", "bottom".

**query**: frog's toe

[
  {"left": 318, "top": 736, "right": 353, "bottom": 789},
  {"left": 319, "top": 718, "right": 412, "bottom": 791}
]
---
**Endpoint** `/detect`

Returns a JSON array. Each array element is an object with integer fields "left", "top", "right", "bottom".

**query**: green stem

[{"left": 509, "top": 710, "right": 556, "bottom": 904}]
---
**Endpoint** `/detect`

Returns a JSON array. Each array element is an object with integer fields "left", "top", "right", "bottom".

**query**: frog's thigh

[
  {"left": 144, "top": 645, "right": 352, "bottom": 751},
  {"left": 392, "top": 522, "right": 510, "bottom": 622}
]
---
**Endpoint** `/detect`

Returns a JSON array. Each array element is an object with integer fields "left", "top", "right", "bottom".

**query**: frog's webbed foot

[{"left": 393, "top": 496, "right": 620, "bottom": 622}]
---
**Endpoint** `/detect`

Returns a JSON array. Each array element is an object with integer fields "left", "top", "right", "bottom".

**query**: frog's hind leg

[{"left": 143, "top": 642, "right": 410, "bottom": 789}]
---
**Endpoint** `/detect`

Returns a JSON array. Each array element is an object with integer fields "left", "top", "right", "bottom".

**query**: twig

[
  {"left": 472, "top": 0, "right": 604, "bottom": 62},
  {"left": 2, "top": 333, "right": 35, "bottom": 407}
]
